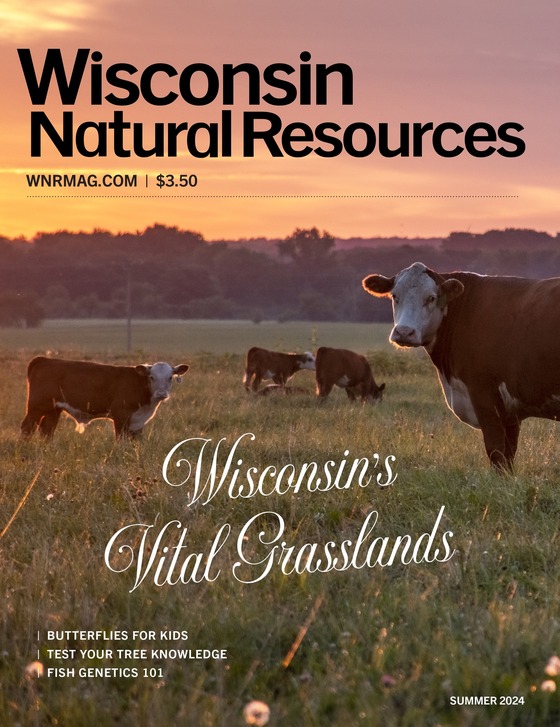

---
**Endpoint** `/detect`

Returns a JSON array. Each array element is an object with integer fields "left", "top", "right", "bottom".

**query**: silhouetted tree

[
  {"left": 0, "top": 291, "right": 44, "bottom": 327},
  {"left": 278, "top": 227, "right": 336, "bottom": 266}
]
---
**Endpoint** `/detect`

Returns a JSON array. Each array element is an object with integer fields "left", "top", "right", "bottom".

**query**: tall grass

[{"left": 0, "top": 323, "right": 559, "bottom": 725}]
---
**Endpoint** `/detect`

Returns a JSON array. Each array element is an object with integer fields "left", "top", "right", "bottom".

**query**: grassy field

[
  {"left": 1, "top": 321, "right": 560, "bottom": 726},
  {"left": 0, "top": 319, "right": 394, "bottom": 358}
]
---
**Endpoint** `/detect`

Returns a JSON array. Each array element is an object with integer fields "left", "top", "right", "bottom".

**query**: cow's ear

[
  {"left": 362, "top": 274, "right": 395, "bottom": 298},
  {"left": 135, "top": 364, "right": 150, "bottom": 377},
  {"left": 173, "top": 364, "right": 190, "bottom": 378},
  {"left": 438, "top": 278, "right": 464, "bottom": 308}
]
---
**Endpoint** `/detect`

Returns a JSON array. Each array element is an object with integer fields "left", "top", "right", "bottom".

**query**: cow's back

[
  {"left": 247, "top": 347, "right": 281, "bottom": 369},
  {"left": 316, "top": 347, "right": 369, "bottom": 381},
  {"left": 26, "top": 357, "right": 149, "bottom": 411}
]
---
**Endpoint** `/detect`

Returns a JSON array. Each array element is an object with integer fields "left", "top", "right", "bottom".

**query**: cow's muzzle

[{"left": 390, "top": 325, "right": 421, "bottom": 347}]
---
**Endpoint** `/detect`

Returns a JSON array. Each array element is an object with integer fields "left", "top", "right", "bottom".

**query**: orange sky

[{"left": 1, "top": 0, "right": 559, "bottom": 241}]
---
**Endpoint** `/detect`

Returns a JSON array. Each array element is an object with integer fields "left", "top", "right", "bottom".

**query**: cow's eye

[
  {"left": 425, "top": 295, "right": 436, "bottom": 306},
  {"left": 391, "top": 294, "right": 399, "bottom": 304}
]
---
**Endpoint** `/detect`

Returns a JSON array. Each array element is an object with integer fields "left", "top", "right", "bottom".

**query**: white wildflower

[
  {"left": 545, "top": 656, "right": 560, "bottom": 677},
  {"left": 243, "top": 700, "right": 270, "bottom": 726},
  {"left": 25, "top": 661, "right": 44, "bottom": 678}
]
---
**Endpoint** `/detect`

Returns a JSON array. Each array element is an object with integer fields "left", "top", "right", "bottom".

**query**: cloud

[{"left": 0, "top": 1, "right": 97, "bottom": 40}]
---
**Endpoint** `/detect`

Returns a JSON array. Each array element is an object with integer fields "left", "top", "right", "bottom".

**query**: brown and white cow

[
  {"left": 21, "top": 356, "right": 189, "bottom": 439},
  {"left": 362, "top": 261, "right": 560, "bottom": 470},
  {"left": 243, "top": 347, "right": 315, "bottom": 392},
  {"left": 315, "top": 347, "right": 385, "bottom": 404}
]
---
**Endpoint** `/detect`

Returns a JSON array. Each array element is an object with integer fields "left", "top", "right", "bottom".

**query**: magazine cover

[{"left": 1, "top": 1, "right": 559, "bottom": 725}]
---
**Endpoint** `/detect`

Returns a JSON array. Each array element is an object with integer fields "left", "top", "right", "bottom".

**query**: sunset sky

[{"left": 0, "top": 0, "right": 559, "bottom": 241}]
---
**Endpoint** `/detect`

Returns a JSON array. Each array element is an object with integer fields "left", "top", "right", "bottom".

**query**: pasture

[{"left": 1, "top": 320, "right": 560, "bottom": 726}]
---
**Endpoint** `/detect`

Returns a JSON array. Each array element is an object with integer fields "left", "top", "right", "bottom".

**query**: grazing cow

[
  {"left": 21, "top": 356, "right": 189, "bottom": 439},
  {"left": 315, "top": 347, "right": 385, "bottom": 404},
  {"left": 362, "top": 261, "right": 560, "bottom": 470},
  {"left": 243, "top": 347, "right": 315, "bottom": 392}
]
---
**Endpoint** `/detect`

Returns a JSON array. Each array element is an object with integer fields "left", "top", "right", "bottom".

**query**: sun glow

[{"left": 0, "top": 1, "right": 95, "bottom": 39}]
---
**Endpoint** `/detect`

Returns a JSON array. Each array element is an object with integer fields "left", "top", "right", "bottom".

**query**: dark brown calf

[
  {"left": 21, "top": 356, "right": 189, "bottom": 439},
  {"left": 243, "top": 347, "right": 315, "bottom": 392},
  {"left": 315, "top": 347, "right": 385, "bottom": 404}
]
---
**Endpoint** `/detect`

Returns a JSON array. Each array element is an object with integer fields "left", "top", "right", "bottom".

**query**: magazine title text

[{"left": 18, "top": 49, "right": 525, "bottom": 160}]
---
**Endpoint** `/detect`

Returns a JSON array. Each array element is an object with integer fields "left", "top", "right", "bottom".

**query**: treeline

[{"left": 0, "top": 224, "right": 559, "bottom": 326}]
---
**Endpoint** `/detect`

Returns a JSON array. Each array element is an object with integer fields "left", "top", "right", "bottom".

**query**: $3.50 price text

[{"left": 154, "top": 173, "right": 198, "bottom": 189}]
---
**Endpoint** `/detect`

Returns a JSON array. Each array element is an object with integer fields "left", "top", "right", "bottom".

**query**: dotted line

[{"left": 27, "top": 194, "right": 519, "bottom": 199}]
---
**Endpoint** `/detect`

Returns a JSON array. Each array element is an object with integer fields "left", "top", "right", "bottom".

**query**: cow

[
  {"left": 21, "top": 356, "right": 189, "bottom": 439},
  {"left": 362, "top": 260, "right": 560, "bottom": 470},
  {"left": 315, "top": 347, "right": 385, "bottom": 404},
  {"left": 243, "top": 347, "right": 315, "bottom": 392}
]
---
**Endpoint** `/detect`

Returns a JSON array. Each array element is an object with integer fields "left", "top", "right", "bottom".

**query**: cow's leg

[
  {"left": 243, "top": 368, "right": 255, "bottom": 392},
  {"left": 251, "top": 374, "right": 262, "bottom": 392},
  {"left": 272, "top": 374, "right": 287, "bottom": 388},
  {"left": 112, "top": 414, "right": 143, "bottom": 439},
  {"left": 21, "top": 410, "right": 43, "bottom": 438},
  {"left": 504, "top": 421, "right": 521, "bottom": 468},
  {"left": 477, "top": 408, "right": 511, "bottom": 471},
  {"left": 38, "top": 409, "right": 62, "bottom": 438},
  {"left": 316, "top": 380, "right": 333, "bottom": 403},
  {"left": 464, "top": 391, "right": 514, "bottom": 471},
  {"left": 114, "top": 418, "right": 131, "bottom": 438}
]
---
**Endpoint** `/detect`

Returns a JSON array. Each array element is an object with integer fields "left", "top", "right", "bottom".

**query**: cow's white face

[
  {"left": 137, "top": 362, "right": 190, "bottom": 402},
  {"left": 390, "top": 264, "right": 446, "bottom": 348},
  {"left": 299, "top": 352, "right": 316, "bottom": 371},
  {"left": 363, "top": 262, "right": 464, "bottom": 350}
]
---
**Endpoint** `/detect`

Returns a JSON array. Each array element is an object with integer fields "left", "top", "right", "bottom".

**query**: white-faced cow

[
  {"left": 243, "top": 347, "right": 315, "bottom": 392},
  {"left": 315, "top": 347, "right": 385, "bottom": 404},
  {"left": 362, "top": 261, "right": 560, "bottom": 470},
  {"left": 21, "top": 357, "right": 189, "bottom": 439}
]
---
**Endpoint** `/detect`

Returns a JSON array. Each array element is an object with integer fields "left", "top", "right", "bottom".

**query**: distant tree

[
  {"left": 444, "top": 228, "right": 556, "bottom": 251},
  {"left": 0, "top": 291, "right": 44, "bottom": 327},
  {"left": 296, "top": 291, "right": 334, "bottom": 321},
  {"left": 42, "top": 284, "right": 75, "bottom": 317},
  {"left": 139, "top": 224, "right": 206, "bottom": 256},
  {"left": 74, "top": 293, "right": 104, "bottom": 317},
  {"left": 213, "top": 248, "right": 280, "bottom": 307},
  {"left": 444, "top": 231, "right": 478, "bottom": 250},
  {"left": 157, "top": 265, "right": 217, "bottom": 305},
  {"left": 278, "top": 227, "right": 336, "bottom": 265}
]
